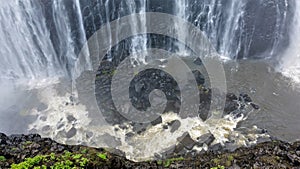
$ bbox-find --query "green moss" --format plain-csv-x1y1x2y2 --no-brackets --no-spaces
164,160,171,168
24,141,33,145
97,153,107,160
72,154,82,159
227,155,234,161
0,156,6,161
157,160,162,165
225,160,231,167
212,158,220,165
160,157,185,167
80,148,88,154
225,154,234,166
211,165,225,169
50,153,55,161
11,147,18,151
11,155,44,169
11,151,93,168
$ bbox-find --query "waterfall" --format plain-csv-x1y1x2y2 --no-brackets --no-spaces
280,0,300,83
0,0,292,81
174,0,190,56
0,0,86,81
127,0,148,65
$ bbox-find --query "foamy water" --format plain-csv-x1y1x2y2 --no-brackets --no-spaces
26,82,268,161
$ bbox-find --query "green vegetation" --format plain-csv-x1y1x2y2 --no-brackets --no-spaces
211,154,236,167
80,148,88,154
0,156,6,161
212,158,221,165
10,150,108,169
156,157,185,168
24,141,33,145
97,153,107,160
11,155,44,169
210,165,225,169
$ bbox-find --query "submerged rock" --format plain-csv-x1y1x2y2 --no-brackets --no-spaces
168,120,181,133
66,127,77,138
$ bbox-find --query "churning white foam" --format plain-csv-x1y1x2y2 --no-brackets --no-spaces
27,83,268,162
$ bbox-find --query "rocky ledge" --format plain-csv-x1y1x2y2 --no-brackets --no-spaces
0,133,300,168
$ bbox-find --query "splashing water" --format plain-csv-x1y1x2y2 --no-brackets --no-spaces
28,85,268,161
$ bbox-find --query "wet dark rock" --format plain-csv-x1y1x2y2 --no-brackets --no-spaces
287,153,300,165
0,133,7,144
192,70,205,85
27,134,42,142
209,143,223,152
227,93,238,101
132,123,148,134
173,143,186,155
224,101,239,114
196,133,215,146
57,123,64,130
168,120,181,133
151,116,162,126
118,124,128,130
178,132,196,150
240,93,252,102
193,57,203,65
137,128,146,135
250,102,260,109
40,116,47,121
66,127,77,138
42,125,51,132
261,129,268,134
69,96,75,102
125,132,134,138
67,115,76,122
86,132,93,139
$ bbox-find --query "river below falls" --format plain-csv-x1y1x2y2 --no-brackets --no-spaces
225,60,300,142
0,59,299,152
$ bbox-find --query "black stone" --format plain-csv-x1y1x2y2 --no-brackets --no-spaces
67,115,76,122
151,116,162,126
196,133,215,146
66,127,77,138
192,70,205,85
178,132,196,150
250,103,260,109
168,120,181,133
193,57,203,65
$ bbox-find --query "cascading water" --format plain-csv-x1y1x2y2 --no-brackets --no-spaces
280,0,300,84
0,0,291,81
0,0,86,81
